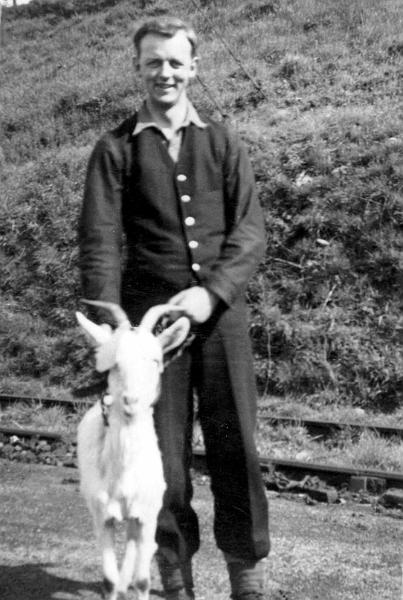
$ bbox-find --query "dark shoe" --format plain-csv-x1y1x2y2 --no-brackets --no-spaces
157,552,194,599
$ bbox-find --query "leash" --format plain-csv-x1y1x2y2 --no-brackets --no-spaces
163,332,196,369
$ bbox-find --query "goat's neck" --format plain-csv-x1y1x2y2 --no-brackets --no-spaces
107,406,155,435
107,405,155,441
100,407,157,479
111,402,154,419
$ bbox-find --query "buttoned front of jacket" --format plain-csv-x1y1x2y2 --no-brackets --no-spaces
79,111,266,311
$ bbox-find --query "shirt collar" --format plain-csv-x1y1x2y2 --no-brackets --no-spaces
132,100,207,137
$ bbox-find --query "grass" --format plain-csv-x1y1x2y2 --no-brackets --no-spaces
341,429,403,472
1,0,403,412
255,420,403,472
0,403,87,434
259,394,403,427
1,460,402,600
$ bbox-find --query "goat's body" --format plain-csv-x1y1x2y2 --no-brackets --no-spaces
77,402,166,600
75,305,190,600
78,402,165,524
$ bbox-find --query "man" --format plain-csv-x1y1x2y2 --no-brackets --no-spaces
79,16,269,600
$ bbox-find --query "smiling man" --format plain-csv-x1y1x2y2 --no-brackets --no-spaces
79,16,269,600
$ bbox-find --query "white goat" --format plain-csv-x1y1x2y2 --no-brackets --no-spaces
76,302,191,600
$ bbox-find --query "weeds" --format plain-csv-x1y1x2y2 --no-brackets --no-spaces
343,429,403,472
0,402,84,434
255,417,403,472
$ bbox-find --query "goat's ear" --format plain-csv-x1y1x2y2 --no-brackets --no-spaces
157,316,191,354
76,311,112,346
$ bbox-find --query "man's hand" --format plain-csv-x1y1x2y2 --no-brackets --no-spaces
169,286,219,323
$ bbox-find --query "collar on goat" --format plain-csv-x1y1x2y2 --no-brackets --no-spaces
101,393,113,427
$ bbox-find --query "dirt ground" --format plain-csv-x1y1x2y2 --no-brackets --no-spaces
0,460,402,600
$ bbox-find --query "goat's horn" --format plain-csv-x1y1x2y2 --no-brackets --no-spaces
140,304,187,331
81,299,131,327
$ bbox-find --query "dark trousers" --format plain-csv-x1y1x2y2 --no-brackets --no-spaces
125,294,270,564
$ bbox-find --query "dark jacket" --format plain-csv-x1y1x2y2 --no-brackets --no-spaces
79,113,265,310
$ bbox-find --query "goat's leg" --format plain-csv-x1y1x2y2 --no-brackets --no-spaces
118,517,139,595
98,517,120,600
133,517,158,600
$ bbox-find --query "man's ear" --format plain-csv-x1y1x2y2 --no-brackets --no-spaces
157,316,191,354
189,55,198,80
76,311,112,346
133,55,140,73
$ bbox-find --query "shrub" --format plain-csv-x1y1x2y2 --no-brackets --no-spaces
0,146,87,325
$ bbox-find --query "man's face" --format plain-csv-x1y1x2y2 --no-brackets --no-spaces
135,31,197,109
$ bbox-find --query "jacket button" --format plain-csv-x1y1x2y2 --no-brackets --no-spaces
192,263,201,272
181,194,191,202
189,240,199,249
185,216,195,226
177,174,187,182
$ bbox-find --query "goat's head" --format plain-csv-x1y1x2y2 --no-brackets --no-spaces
76,302,191,418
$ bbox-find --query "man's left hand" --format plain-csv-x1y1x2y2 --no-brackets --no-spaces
169,286,219,323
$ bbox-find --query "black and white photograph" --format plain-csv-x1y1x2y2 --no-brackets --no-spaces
0,1,402,599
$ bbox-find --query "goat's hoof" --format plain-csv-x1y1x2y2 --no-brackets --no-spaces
136,578,149,593
101,592,125,600
101,577,119,600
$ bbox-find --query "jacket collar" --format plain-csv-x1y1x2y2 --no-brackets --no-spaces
132,100,207,138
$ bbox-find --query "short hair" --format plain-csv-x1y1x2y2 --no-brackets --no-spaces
133,16,198,57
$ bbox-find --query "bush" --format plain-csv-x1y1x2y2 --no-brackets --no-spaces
0,147,87,326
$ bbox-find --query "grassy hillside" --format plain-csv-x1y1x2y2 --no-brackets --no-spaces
1,0,402,410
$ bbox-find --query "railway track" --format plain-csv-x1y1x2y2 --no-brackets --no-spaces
1,423,402,498
1,393,403,438
1,393,403,502
259,414,403,440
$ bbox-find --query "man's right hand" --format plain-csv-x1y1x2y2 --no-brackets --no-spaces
169,286,219,323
